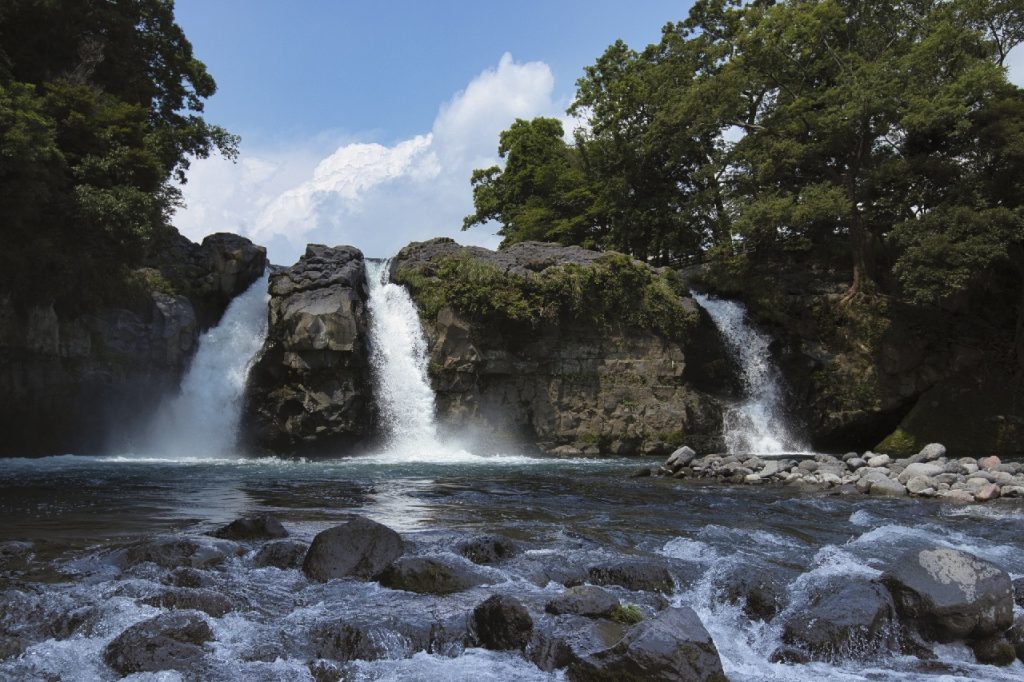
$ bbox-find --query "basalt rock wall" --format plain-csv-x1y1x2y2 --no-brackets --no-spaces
241,245,374,455
0,232,267,456
391,239,736,456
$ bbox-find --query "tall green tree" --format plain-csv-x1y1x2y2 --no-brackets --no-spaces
0,0,237,309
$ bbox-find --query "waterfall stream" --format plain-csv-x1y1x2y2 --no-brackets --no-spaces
692,293,807,454
365,260,440,452
143,273,269,457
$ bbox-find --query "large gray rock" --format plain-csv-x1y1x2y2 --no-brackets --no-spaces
140,588,234,617
122,538,241,570
456,535,519,565
103,611,213,676
781,579,898,661
311,613,471,662
881,547,1013,642
545,585,620,618
529,616,628,672
242,244,374,455
569,606,727,682
253,539,308,569
211,514,288,540
586,559,675,594
378,557,488,595
302,517,404,582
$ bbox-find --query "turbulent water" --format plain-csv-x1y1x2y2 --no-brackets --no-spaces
1,456,1022,681
693,293,808,454
142,274,270,457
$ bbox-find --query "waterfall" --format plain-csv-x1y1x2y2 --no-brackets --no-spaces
143,273,269,457
692,293,807,454
365,260,439,451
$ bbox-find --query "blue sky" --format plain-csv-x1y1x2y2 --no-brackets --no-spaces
172,1,690,263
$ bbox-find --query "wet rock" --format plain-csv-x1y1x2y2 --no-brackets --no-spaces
1013,577,1024,608
665,446,697,470
939,489,975,503
528,615,627,672
720,569,788,622
140,588,235,617
769,646,811,664
308,659,346,682
906,476,936,496
881,547,1013,641
303,516,404,582
103,611,213,676
867,454,891,468
164,567,212,588
210,514,288,540
456,535,519,565
123,537,241,570
898,462,944,484
472,595,533,651
586,559,675,594
545,585,620,618
978,455,1001,471
918,443,946,461
1008,614,1024,662
970,635,1017,666
378,556,488,595
311,614,470,662
781,579,898,661
254,539,308,569
569,606,727,682
867,476,907,498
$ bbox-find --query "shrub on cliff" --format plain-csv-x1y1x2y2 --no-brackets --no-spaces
397,250,696,339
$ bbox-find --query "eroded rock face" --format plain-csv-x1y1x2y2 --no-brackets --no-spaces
569,606,727,682
0,229,266,456
881,547,1013,642
391,239,733,456
242,245,374,454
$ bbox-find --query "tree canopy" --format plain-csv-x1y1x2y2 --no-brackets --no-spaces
0,0,237,310
464,0,1024,365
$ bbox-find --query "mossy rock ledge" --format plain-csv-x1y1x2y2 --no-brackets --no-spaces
390,238,735,456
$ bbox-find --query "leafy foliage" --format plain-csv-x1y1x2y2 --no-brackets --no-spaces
464,0,1024,365
0,0,237,311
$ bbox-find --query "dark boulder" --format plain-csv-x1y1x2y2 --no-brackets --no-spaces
528,616,628,672
881,547,1013,641
719,567,789,621
456,535,519,565
253,539,308,569
164,567,212,589
302,517,404,582
781,579,898,661
210,514,287,540
140,588,235,617
1012,576,1024,608
1008,614,1024,663
472,595,533,651
311,614,470,662
102,611,213,676
123,537,240,570
569,606,727,682
970,635,1017,666
586,559,675,594
545,585,619,618
378,556,488,595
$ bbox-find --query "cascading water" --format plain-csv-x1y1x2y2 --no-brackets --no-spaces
143,273,269,457
692,292,807,454
365,260,440,452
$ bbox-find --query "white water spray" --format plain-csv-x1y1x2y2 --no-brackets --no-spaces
144,274,269,457
365,260,440,452
692,293,807,454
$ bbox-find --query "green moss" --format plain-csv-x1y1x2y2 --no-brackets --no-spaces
875,427,919,456
657,430,686,446
576,432,600,445
609,604,644,625
395,251,697,339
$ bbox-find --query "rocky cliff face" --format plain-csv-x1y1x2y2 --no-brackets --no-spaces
241,245,374,455
0,232,267,456
391,239,735,456
694,261,1024,457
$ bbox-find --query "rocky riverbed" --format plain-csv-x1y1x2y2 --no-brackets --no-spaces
647,443,1024,504
1,454,1023,681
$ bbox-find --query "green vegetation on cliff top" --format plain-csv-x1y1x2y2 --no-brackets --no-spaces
396,251,697,339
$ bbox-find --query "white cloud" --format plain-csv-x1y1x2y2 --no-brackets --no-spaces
174,53,562,264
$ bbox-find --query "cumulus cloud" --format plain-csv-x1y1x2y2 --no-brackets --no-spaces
174,53,563,264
